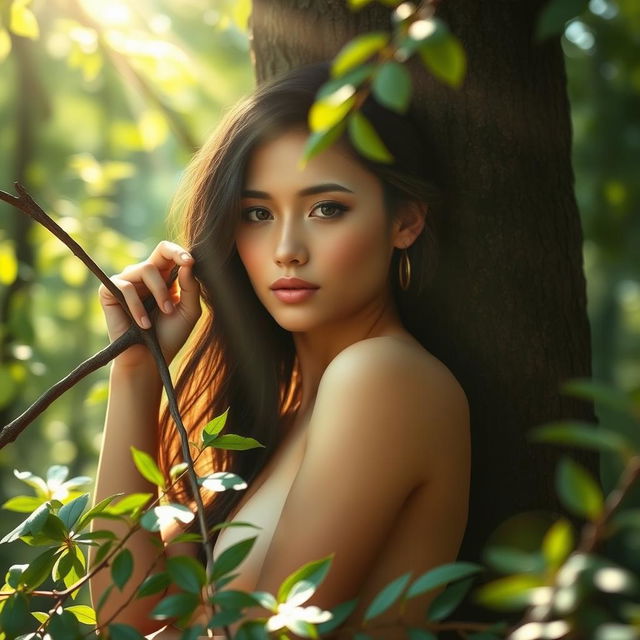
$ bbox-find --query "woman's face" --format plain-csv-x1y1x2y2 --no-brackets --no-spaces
234,127,402,334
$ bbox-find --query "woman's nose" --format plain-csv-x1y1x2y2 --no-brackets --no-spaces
274,223,308,266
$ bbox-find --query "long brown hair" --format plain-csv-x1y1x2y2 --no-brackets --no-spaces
157,61,442,557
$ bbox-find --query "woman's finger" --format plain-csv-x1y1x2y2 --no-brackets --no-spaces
176,263,202,318
148,240,194,272
111,276,151,329
139,262,177,314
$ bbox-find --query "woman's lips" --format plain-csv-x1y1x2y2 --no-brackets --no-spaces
272,288,318,303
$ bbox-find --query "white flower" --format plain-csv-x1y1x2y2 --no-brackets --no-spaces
266,582,332,634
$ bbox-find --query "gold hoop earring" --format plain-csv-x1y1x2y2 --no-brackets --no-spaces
399,248,411,291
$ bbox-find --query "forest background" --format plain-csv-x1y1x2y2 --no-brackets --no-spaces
0,0,638,606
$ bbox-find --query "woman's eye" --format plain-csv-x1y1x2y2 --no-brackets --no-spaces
313,202,348,219
244,207,272,222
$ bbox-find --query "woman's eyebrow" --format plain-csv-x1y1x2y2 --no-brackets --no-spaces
241,183,354,199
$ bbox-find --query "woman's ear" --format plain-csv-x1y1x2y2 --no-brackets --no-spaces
392,200,427,249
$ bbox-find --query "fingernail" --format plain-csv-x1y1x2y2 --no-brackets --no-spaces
140,315,151,329
164,301,174,313
181,252,192,261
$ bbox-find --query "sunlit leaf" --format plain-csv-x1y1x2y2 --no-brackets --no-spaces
140,503,194,532
58,493,89,530
277,555,333,604
348,111,394,163
556,457,604,520
203,407,230,439
205,434,266,451
308,91,356,133
0,28,11,62
332,32,389,77
65,604,97,625
1,495,46,513
0,242,17,285
473,574,546,611
130,445,165,489
199,471,248,492
542,518,574,571
418,20,466,88
1,501,51,544
10,0,39,39
300,119,348,168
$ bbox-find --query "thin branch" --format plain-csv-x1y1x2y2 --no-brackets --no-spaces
0,183,229,638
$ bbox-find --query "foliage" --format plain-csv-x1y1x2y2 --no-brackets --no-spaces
0,382,638,638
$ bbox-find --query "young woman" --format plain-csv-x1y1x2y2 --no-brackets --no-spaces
90,61,471,639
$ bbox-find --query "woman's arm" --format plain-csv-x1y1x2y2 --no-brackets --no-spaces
88,240,202,635
89,361,167,635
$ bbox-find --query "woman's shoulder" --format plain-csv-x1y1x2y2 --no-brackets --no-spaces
322,332,467,406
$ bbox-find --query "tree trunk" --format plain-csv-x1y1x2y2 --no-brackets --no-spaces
250,0,598,624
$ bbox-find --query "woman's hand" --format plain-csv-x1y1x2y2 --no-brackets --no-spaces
98,240,202,370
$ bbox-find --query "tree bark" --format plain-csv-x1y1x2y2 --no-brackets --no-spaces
250,0,599,625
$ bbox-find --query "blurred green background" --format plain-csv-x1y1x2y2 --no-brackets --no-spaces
0,0,638,580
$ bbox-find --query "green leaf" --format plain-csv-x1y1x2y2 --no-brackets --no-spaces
65,604,96,625
202,407,230,440
75,493,123,530
535,0,589,41
137,572,171,599
277,554,333,603
316,64,376,101
20,547,59,590
6,563,28,588
418,20,466,88
208,608,244,627
104,492,153,517
58,493,89,530
300,119,348,167
406,562,484,599
1,495,46,513
198,472,248,493
166,555,206,594
95,540,114,567
204,434,266,451
348,111,394,163
542,518,574,571
170,462,189,479
332,32,389,77
48,609,82,640
561,378,637,415
364,571,411,621
73,529,118,544
347,0,374,9
0,593,31,638
98,583,114,613
130,446,165,489
426,576,474,621
140,503,195,532
150,592,199,620
556,456,604,520
483,546,545,574
211,589,264,609
180,624,206,640
234,620,270,640
529,421,634,460
473,574,546,611
316,598,359,634
248,590,278,611
372,61,412,114
112,549,134,590
212,537,258,581
1,501,51,544
308,88,356,134
108,623,146,640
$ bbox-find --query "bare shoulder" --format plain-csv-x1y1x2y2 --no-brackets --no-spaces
312,334,470,483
